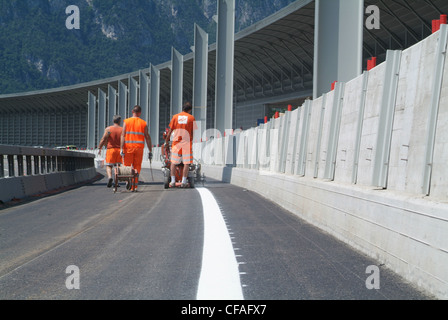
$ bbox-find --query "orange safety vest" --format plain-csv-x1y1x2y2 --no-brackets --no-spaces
124,117,147,149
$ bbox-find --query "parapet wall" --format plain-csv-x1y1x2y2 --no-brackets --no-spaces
0,145,97,203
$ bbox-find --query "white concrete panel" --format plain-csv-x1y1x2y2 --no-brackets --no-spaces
294,102,311,176
414,33,443,194
356,62,386,187
305,97,324,178
257,126,270,171
334,74,364,184
269,128,279,172
284,108,301,175
318,91,335,180
215,137,224,166
277,114,289,173
202,164,448,299
247,128,258,169
235,132,244,168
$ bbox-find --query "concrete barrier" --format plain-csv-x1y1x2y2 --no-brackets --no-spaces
0,146,96,203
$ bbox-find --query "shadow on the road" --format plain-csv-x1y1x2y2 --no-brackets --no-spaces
0,172,105,211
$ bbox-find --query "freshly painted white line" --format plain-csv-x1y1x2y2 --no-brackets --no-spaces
196,187,244,300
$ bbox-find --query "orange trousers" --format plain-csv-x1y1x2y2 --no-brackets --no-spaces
123,148,144,189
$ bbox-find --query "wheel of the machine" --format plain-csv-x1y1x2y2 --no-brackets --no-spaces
164,175,170,189
188,176,195,188
113,166,119,193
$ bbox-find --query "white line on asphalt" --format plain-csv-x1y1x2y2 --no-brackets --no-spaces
196,187,244,300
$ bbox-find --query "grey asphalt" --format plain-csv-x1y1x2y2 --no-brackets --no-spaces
0,167,434,301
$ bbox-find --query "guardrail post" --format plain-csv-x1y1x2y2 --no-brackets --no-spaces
40,156,45,174
8,155,14,177
0,155,4,178
17,155,24,176
52,156,56,172
34,156,39,175
26,155,32,176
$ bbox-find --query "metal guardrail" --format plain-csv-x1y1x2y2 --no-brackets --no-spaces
0,145,95,179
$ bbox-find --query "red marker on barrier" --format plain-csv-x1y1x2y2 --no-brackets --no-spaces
288,105,292,112
433,19,441,33
367,57,377,71
441,15,447,25
331,81,337,91
274,112,279,119
264,116,268,124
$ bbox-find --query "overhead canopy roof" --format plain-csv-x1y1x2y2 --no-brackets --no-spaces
1,0,447,114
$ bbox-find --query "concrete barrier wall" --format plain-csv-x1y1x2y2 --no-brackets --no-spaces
200,165,448,299
0,146,97,203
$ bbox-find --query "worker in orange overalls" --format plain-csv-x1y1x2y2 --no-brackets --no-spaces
120,105,153,191
165,102,197,188
98,115,123,188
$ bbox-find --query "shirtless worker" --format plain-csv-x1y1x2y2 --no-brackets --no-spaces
120,105,153,191
165,102,197,188
98,115,123,188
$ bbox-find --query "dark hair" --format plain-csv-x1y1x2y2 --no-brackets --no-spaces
182,102,193,112
133,105,142,114
113,115,122,124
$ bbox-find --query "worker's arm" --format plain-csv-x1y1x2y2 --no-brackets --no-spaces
120,122,127,156
144,126,153,161
165,128,173,145
144,125,152,154
98,128,110,156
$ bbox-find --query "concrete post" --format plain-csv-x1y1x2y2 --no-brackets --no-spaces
171,47,184,117
193,23,209,142
87,91,96,149
108,85,117,126
150,64,160,147
129,76,138,115
139,70,149,124
118,80,127,119
314,0,364,98
215,0,235,135
98,89,107,147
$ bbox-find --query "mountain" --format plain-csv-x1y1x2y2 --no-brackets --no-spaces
0,0,296,95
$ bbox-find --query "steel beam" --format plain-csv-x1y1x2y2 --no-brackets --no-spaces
98,88,107,146
139,70,149,124
171,47,184,117
215,0,235,134
118,80,128,119
150,64,161,147
108,85,117,126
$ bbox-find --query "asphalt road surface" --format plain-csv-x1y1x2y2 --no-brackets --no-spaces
0,167,434,303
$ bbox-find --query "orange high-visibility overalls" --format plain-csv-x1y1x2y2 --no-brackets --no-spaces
123,117,147,189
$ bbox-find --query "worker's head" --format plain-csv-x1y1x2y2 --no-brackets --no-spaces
182,102,193,114
132,105,142,116
113,115,122,125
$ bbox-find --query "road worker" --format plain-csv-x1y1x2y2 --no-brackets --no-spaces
165,102,197,188
120,105,153,191
98,115,123,188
